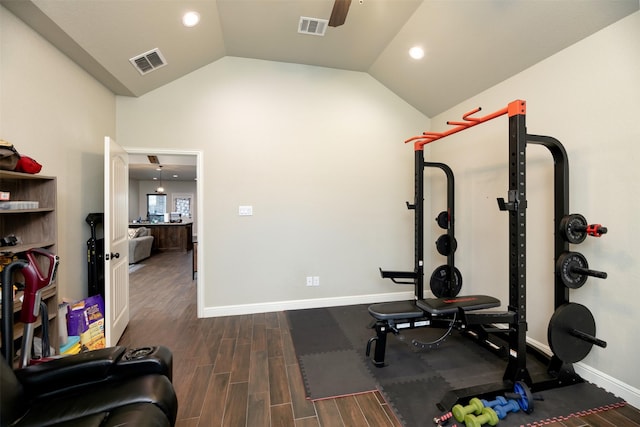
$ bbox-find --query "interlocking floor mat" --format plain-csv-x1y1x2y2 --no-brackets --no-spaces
286,303,625,426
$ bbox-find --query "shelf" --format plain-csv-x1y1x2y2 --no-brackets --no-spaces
0,208,55,214
0,286,58,315
0,285,58,342
0,170,56,180
0,171,58,356
0,241,56,255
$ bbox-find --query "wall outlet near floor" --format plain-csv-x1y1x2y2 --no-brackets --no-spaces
306,276,313,287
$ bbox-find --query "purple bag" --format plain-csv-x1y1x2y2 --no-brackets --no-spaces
67,295,105,336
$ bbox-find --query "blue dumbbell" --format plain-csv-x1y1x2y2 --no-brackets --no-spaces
480,396,507,409
494,399,520,419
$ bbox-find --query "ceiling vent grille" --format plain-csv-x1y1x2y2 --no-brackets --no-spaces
129,48,167,75
298,17,328,36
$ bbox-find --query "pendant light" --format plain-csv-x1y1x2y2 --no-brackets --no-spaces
156,165,165,193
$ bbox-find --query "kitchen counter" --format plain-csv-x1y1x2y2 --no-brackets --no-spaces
129,221,193,253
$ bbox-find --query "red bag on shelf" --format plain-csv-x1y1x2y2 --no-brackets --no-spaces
15,156,42,174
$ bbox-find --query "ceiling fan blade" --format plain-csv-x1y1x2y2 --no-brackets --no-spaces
328,0,352,27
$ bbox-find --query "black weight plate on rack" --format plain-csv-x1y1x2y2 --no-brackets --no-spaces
559,214,588,244
548,303,596,363
556,251,589,289
436,211,449,229
430,265,462,298
435,234,457,256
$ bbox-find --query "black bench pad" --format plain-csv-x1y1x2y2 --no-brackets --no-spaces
417,295,500,315
368,301,424,320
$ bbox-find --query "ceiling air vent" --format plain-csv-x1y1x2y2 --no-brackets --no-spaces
129,48,167,75
298,17,328,36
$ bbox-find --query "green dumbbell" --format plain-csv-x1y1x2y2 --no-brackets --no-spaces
464,407,499,427
452,397,484,422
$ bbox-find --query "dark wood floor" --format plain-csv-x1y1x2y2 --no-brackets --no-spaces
119,250,640,427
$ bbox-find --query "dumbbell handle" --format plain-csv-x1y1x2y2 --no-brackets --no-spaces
504,392,544,401
570,266,607,279
570,329,607,348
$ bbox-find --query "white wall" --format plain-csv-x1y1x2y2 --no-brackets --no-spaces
128,179,140,221
427,12,640,398
0,6,116,301
117,57,428,311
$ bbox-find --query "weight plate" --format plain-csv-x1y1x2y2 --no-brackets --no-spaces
436,211,449,229
548,303,596,363
513,381,534,414
430,265,462,298
435,234,457,256
556,251,588,288
559,214,587,244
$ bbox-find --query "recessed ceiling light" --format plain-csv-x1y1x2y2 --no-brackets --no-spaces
183,11,200,27
409,46,424,60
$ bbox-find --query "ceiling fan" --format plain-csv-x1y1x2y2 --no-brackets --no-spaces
328,0,352,27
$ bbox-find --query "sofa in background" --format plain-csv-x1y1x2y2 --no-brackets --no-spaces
128,227,154,264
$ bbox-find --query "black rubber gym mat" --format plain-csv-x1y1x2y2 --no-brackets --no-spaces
298,349,377,399
286,304,625,426
287,307,353,356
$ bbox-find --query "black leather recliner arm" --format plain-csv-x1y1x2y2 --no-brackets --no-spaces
14,346,173,397
16,374,178,427
1,352,178,427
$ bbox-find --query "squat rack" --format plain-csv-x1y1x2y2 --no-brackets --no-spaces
406,100,586,396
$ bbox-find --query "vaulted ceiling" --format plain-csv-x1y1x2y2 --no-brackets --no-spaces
4,0,638,119
3,0,638,180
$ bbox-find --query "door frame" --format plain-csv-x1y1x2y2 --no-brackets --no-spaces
125,147,205,318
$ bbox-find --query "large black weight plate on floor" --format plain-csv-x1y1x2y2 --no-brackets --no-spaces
435,234,457,256
430,265,462,298
559,214,588,244
556,251,589,288
548,303,596,363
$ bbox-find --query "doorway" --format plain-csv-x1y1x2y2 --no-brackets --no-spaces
125,148,204,318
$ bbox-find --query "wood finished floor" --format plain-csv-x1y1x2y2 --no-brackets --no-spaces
118,250,640,427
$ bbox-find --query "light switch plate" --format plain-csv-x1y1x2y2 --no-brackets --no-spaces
239,205,253,216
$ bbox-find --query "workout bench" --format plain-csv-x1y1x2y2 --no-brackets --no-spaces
366,295,505,367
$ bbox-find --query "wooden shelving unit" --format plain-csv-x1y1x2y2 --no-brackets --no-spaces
1,170,58,357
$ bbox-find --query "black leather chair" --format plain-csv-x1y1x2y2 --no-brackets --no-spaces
1,261,178,426
1,346,178,426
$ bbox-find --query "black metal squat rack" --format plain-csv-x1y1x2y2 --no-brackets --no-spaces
401,100,608,405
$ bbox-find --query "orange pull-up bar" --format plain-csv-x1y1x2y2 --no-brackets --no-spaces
406,99,526,150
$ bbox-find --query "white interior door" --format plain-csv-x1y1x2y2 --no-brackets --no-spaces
104,136,130,346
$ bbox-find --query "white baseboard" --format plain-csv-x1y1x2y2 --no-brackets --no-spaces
204,295,640,409
574,363,640,409
525,337,640,408
202,291,414,317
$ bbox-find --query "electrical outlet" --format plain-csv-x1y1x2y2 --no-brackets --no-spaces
313,276,320,286
306,276,313,287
